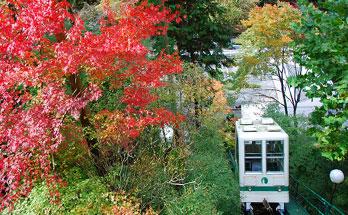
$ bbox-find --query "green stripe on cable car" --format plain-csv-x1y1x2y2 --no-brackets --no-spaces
240,186,289,191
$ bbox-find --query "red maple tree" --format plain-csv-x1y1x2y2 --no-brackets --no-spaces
0,0,182,210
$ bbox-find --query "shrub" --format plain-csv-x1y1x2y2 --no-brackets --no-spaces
165,121,240,214
5,177,112,215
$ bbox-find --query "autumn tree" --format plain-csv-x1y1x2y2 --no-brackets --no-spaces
158,63,229,131
0,0,182,210
236,3,303,116
293,0,348,160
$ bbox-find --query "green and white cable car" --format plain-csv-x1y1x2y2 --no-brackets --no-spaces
235,118,289,213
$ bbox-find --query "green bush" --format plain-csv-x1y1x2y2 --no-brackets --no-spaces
263,103,310,139
165,122,240,215
165,186,218,215
6,176,113,215
127,151,180,211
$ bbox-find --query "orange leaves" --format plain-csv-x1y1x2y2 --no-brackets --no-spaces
281,35,293,43
211,80,229,115
111,191,158,215
211,79,224,92
93,108,184,149
94,110,131,147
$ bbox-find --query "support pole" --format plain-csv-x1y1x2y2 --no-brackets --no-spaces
329,183,337,205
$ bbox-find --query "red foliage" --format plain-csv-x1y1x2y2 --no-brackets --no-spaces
0,0,182,210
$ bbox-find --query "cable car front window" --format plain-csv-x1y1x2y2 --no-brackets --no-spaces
245,140,262,172
266,140,284,172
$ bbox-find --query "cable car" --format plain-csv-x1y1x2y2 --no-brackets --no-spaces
235,118,289,213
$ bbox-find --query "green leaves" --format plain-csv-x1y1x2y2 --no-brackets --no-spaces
163,0,233,78
293,0,348,160
165,124,240,214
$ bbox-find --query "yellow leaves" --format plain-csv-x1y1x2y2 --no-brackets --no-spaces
211,80,229,114
179,63,213,104
244,56,261,65
236,2,301,76
171,63,229,123
94,110,129,145
80,0,138,22
240,2,301,49
104,191,158,215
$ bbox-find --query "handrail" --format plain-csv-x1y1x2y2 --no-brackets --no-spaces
289,175,345,215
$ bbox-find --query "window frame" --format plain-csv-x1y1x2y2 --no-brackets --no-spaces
244,140,263,173
266,140,285,173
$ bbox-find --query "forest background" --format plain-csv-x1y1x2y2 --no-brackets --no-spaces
0,0,347,214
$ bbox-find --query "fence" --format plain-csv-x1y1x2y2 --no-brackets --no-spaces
290,175,345,215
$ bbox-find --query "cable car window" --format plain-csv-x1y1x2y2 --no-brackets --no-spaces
245,141,262,172
266,140,284,172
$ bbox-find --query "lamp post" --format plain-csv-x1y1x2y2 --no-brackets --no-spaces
329,169,345,205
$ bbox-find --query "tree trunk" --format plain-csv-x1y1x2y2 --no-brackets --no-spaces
293,103,298,117
173,125,186,147
68,74,106,176
193,98,201,128
79,108,107,176
278,74,289,116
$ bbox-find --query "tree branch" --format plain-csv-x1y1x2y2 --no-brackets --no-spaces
166,180,196,186
255,92,285,107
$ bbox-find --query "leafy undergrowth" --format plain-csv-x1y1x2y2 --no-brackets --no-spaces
3,118,240,215
3,174,111,214
3,170,158,215
165,120,240,215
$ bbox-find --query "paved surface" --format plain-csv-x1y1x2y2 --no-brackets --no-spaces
223,67,321,117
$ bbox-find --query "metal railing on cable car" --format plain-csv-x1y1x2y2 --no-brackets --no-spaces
289,175,345,215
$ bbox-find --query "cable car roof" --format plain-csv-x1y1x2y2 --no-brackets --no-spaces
236,118,288,140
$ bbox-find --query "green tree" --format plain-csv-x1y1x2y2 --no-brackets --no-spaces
217,0,257,34
293,0,348,160
162,0,233,78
